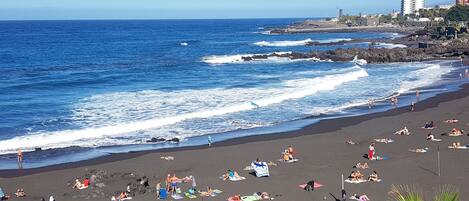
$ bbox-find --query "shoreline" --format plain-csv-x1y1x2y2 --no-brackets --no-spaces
2,82,468,178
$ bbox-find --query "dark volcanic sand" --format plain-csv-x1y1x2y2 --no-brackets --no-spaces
1,84,469,201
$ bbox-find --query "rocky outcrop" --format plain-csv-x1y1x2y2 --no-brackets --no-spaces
240,38,469,64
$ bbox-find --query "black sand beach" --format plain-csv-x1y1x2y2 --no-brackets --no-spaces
1,83,469,201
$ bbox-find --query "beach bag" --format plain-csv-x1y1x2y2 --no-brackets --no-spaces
159,189,167,199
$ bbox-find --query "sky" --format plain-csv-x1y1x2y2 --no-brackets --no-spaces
0,0,454,20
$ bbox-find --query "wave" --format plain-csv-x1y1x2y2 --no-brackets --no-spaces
254,38,313,47
398,63,452,94
253,38,352,47
202,52,330,65
0,68,368,154
374,43,407,49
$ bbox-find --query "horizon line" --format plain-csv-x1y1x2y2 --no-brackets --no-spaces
0,16,331,22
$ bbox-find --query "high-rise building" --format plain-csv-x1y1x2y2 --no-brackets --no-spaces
401,0,425,15
338,9,343,18
456,0,469,5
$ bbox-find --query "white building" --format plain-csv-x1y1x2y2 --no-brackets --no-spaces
401,0,425,15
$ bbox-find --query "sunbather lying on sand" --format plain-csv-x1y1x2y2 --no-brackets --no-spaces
259,192,272,200
14,189,25,197
426,133,442,141
394,127,410,135
346,139,357,145
408,148,428,153
160,156,174,160
374,138,393,143
119,191,132,200
444,119,459,123
354,162,368,169
222,170,245,181
72,178,89,190
199,187,214,197
350,194,370,201
449,128,464,136
368,171,380,182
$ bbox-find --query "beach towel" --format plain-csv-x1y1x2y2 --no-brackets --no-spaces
370,155,389,160
408,149,427,153
374,139,394,143
448,146,469,149
251,162,269,177
298,182,324,189
369,179,382,182
430,138,442,142
185,193,197,199
171,194,184,200
422,126,436,130
213,189,223,194
278,158,299,163
344,178,367,184
241,195,262,201
229,176,246,181
449,133,463,137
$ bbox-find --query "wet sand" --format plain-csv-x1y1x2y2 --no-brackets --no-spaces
1,83,469,201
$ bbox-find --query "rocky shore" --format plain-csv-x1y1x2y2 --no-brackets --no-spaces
242,36,469,64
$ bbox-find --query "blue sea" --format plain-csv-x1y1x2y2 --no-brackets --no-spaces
0,19,467,169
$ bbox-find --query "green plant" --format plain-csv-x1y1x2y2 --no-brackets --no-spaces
434,185,459,201
388,184,424,201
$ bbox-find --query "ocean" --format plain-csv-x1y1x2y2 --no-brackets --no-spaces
0,19,466,169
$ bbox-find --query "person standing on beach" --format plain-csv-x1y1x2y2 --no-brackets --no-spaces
17,148,23,168
368,143,375,160
367,99,373,109
208,135,212,147
465,69,468,78
410,102,415,112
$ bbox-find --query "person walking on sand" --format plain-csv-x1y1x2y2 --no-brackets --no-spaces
416,89,420,101
208,135,212,147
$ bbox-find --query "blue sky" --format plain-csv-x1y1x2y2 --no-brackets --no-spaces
0,0,454,20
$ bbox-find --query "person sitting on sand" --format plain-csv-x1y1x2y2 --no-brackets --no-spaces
304,179,315,191
450,142,463,148
424,121,434,129
253,158,265,167
14,189,25,197
281,149,294,162
355,162,368,169
368,171,379,182
73,179,85,189
155,182,161,198
349,170,364,181
426,133,435,141
449,128,463,136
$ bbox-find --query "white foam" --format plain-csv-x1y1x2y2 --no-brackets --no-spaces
180,42,188,46
374,43,407,49
254,38,313,47
0,68,368,154
202,52,329,65
398,63,452,94
253,38,352,47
